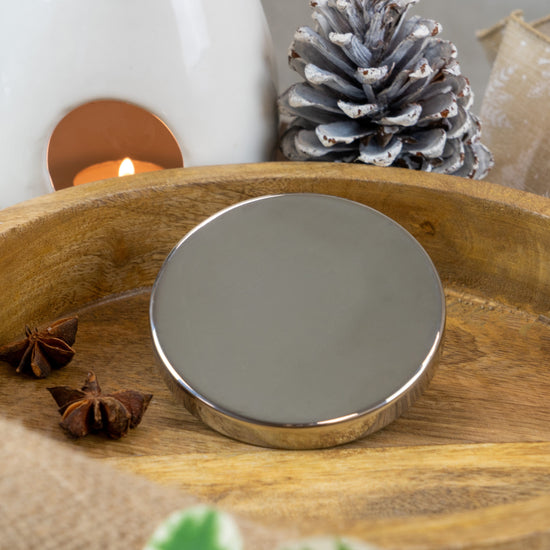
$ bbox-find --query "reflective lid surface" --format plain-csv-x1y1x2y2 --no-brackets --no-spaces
150,193,445,448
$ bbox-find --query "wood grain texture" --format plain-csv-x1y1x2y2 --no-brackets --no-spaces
1,163,550,548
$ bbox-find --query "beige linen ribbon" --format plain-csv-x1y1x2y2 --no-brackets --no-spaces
0,416,283,550
478,12,550,196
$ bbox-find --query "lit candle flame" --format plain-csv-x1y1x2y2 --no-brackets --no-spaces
118,157,135,177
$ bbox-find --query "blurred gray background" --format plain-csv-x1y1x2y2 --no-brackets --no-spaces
260,0,549,110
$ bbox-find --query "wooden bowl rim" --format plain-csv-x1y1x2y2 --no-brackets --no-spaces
2,162,550,230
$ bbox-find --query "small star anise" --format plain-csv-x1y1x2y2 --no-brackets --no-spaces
0,316,78,378
48,371,153,439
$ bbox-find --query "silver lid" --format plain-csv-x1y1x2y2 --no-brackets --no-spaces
150,194,445,449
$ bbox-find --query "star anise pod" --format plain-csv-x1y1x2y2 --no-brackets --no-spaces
0,316,78,378
48,371,153,439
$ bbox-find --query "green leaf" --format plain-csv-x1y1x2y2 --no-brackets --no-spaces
145,506,243,550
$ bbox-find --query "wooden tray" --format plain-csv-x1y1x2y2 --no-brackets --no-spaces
1,162,550,549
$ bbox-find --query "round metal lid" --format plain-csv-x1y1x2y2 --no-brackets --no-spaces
150,193,445,449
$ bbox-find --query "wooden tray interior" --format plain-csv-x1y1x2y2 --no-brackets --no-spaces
1,163,550,549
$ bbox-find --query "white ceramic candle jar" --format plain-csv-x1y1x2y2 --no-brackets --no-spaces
0,0,278,208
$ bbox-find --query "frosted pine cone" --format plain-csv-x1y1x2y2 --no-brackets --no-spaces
279,0,493,179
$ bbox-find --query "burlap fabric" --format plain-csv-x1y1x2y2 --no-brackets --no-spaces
0,416,284,550
478,12,550,196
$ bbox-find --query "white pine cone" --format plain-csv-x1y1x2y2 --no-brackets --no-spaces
278,0,493,179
